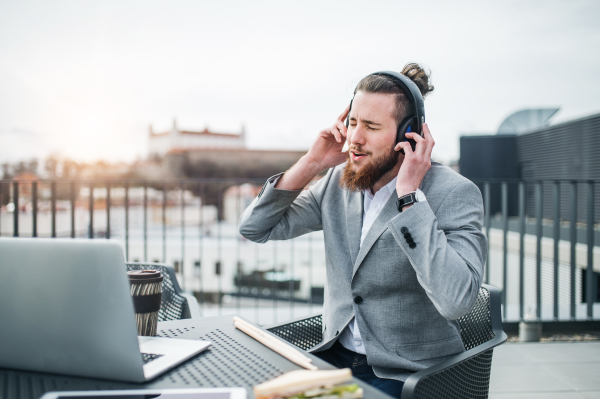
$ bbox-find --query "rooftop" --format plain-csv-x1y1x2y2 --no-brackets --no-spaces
490,341,600,398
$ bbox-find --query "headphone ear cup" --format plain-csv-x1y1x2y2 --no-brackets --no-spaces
396,116,417,155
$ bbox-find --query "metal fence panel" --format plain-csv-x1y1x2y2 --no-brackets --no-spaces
1,177,597,324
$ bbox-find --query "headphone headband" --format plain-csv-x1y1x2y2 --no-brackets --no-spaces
345,69,427,154
370,70,425,134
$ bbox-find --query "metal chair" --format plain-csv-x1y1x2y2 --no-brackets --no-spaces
266,284,507,399
126,262,201,321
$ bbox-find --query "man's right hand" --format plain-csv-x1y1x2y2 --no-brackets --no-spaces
275,105,350,191
304,105,350,170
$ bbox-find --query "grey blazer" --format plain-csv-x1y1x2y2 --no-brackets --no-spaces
239,161,487,381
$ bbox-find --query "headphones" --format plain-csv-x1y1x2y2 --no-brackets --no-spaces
345,71,425,153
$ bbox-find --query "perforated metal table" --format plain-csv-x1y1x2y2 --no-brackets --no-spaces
0,316,393,399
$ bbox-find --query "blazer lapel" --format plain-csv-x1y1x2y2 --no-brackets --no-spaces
351,189,398,280
345,190,363,267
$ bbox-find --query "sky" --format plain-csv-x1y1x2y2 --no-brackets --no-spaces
1,0,599,165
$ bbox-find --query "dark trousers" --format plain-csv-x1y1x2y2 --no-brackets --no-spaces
314,340,405,399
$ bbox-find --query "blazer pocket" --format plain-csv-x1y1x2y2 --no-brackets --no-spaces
396,335,465,361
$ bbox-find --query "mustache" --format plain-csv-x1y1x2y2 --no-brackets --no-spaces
348,146,371,155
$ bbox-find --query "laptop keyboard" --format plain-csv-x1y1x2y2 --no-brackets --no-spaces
142,352,163,364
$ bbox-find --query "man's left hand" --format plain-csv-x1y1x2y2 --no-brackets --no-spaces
394,123,435,198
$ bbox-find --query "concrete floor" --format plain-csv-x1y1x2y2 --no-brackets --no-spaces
490,341,600,398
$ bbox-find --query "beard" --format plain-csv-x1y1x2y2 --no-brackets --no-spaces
340,145,399,192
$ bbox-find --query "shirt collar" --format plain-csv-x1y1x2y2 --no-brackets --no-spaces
363,176,398,199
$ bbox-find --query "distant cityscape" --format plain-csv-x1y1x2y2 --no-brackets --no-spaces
1,119,305,182
1,108,599,323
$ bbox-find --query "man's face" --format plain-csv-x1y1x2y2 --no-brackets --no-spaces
340,91,400,191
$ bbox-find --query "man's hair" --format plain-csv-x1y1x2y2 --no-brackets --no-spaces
354,63,434,125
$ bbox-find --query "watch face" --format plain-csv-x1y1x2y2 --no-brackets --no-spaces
416,189,426,202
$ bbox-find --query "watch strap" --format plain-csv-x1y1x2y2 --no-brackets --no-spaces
397,192,417,212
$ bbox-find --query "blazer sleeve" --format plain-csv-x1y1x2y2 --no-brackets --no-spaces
238,168,335,243
387,180,487,320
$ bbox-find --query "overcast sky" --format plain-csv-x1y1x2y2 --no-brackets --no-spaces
1,0,599,164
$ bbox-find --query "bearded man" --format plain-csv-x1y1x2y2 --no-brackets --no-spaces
239,64,487,399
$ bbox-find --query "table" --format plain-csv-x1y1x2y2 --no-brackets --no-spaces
0,316,393,399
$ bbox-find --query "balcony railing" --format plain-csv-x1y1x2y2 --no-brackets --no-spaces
474,178,599,322
1,177,598,324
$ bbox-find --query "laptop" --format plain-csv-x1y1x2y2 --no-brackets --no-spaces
0,237,211,383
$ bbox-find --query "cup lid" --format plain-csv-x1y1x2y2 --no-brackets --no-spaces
127,270,163,284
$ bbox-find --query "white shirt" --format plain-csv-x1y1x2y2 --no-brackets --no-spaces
338,177,398,354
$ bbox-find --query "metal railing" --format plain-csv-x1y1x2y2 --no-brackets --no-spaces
1,177,598,324
0,177,325,326
476,178,598,322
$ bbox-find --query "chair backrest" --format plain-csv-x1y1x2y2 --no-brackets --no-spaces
267,285,500,354
126,263,189,322
457,285,495,350
267,314,323,351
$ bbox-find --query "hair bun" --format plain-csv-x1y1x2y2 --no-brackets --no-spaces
401,63,434,98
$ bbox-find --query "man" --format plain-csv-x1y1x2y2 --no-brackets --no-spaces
239,64,487,398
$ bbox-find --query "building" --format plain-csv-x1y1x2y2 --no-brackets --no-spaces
147,119,306,181
166,148,306,179
148,120,246,158
460,109,600,221
146,120,307,217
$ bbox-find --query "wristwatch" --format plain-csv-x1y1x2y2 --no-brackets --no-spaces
396,189,426,212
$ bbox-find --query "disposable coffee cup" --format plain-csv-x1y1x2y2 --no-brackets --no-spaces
128,270,163,336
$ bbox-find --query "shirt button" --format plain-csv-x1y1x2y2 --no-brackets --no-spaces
354,296,363,304
401,227,409,234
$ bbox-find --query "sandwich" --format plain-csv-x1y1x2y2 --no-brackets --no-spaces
254,368,363,399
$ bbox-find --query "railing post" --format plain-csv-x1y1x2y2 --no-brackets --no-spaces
106,182,111,239
13,181,19,237
51,182,57,238
535,181,542,320
236,181,242,314
273,240,278,324
484,181,490,285
570,181,577,319
587,180,595,319
32,181,37,238
217,181,222,315
308,232,313,312
290,238,295,318
502,181,508,319
553,181,560,320
254,236,259,323
88,183,94,239
70,181,76,238
180,182,185,291
519,181,525,321
162,183,167,263
125,181,129,261
198,181,204,311
143,183,148,262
